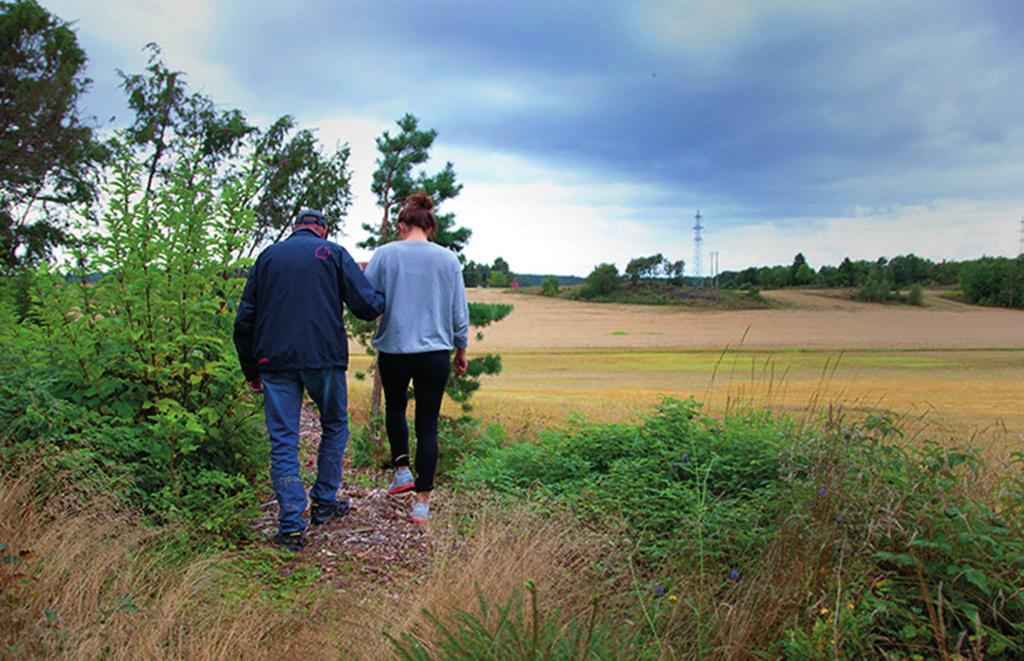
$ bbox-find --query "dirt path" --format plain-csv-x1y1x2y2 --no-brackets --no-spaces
461,288,1024,351
251,408,437,586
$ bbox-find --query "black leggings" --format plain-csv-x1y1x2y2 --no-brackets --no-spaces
378,350,450,492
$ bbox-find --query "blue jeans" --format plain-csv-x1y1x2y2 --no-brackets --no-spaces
261,368,348,534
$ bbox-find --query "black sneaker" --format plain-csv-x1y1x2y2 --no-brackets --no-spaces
272,530,307,552
310,498,350,526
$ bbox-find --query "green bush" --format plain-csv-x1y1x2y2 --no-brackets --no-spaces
540,275,560,296
488,270,511,288
457,401,1024,657
814,434,1024,658
458,399,794,566
907,282,924,306
577,263,620,300
0,140,265,539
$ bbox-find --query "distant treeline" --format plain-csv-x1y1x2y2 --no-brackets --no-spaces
511,273,585,287
719,253,1024,309
462,257,584,287
466,251,1024,310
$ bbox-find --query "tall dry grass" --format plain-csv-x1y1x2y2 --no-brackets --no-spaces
336,498,628,659
1,471,627,660
0,471,341,659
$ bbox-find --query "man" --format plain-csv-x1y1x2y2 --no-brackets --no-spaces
234,209,384,551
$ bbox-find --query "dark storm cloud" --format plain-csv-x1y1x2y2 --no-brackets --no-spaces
55,0,1024,225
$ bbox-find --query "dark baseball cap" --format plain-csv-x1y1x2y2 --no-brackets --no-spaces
295,208,327,227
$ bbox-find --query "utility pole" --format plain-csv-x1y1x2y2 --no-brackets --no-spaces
692,210,704,285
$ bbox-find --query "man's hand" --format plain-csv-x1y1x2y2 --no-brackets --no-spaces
246,377,263,393
453,348,468,378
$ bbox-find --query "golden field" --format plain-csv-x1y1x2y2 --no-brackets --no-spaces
350,287,1024,448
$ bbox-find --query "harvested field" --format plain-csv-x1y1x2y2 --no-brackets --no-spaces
347,287,1024,445
464,287,1024,351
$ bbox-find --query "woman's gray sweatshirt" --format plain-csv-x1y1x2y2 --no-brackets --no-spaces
364,240,469,354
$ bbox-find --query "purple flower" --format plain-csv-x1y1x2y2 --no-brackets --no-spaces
836,516,846,524
654,586,666,596
729,570,740,580
818,486,827,497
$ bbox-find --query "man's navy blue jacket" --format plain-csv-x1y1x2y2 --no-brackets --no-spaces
233,229,384,381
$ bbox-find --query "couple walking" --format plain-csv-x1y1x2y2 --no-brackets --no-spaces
233,192,469,551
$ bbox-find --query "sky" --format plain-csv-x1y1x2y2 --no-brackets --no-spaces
46,0,1024,276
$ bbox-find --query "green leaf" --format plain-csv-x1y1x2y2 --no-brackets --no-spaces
962,566,991,596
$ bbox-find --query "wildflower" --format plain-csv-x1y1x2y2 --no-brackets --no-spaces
818,486,827,497
668,595,678,602
835,516,846,524
846,602,855,610
654,586,666,596
729,570,740,580
819,607,829,616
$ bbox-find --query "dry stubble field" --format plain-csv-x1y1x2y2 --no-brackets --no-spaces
349,287,1024,454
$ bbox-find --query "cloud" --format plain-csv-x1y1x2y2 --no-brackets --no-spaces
711,200,1024,272
40,0,1024,275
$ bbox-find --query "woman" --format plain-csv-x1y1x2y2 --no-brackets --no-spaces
364,191,469,523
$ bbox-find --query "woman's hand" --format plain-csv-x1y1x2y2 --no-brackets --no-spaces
453,348,468,377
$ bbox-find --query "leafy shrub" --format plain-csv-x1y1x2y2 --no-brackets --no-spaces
487,270,511,288
577,263,620,300
0,141,265,539
907,282,924,306
457,401,1024,658
458,399,795,566
540,275,560,296
813,434,1024,658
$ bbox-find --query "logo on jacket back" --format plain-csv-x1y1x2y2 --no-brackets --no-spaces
314,246,331,260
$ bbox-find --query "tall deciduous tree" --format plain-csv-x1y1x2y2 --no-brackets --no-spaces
789,252,814,286
666,259,685,284
248,115,352,253
118,45,353,256
625,253,666,283
491,256,510,274
119,43,254,195
0,0,105,272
